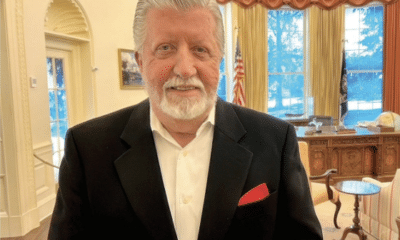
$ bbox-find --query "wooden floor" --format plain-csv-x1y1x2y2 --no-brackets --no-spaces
1,216,51,240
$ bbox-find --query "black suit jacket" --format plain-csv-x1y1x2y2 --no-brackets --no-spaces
48,99,323,240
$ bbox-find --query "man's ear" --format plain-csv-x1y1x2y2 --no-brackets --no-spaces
135,51,143,72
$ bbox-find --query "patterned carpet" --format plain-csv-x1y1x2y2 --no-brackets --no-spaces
315,192,378,240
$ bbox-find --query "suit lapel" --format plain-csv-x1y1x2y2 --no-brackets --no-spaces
114,100,177,240
198,100,253,240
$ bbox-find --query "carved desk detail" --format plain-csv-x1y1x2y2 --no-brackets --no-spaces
297,127,400,182
332,137,379,145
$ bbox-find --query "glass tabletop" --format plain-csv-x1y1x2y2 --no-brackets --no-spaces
334,180,381,195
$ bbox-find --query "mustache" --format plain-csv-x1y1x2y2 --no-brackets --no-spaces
163,77,205,91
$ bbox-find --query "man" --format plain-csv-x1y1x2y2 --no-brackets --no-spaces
48,0,323,239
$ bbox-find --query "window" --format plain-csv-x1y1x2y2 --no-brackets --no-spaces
344,5,383,125
265,6,383,124
47,56,69,180
218,4,233,102
218,57,227,101
267,9,309,118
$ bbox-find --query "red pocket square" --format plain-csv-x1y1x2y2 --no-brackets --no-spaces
238,183,270,206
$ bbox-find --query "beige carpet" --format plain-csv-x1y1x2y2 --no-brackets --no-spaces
316,192,378,240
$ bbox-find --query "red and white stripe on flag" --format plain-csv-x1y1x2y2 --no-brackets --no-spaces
233,40,246,106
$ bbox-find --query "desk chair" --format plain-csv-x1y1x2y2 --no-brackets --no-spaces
298,141,341,229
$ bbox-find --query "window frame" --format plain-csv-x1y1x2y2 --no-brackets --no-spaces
263,4,383,124
218,3,234,102
266,7,313,118
343,3,384,125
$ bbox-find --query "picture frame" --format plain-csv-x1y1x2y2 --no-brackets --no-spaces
118,48,144,89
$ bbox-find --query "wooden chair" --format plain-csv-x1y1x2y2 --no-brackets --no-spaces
298,141,341,229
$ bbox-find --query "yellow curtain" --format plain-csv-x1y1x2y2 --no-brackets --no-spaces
309,6,345,118
237,5,267,112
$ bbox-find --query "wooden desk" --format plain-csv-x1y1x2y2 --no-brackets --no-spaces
285,118,339,126
297,126,400,183
285,118,309,126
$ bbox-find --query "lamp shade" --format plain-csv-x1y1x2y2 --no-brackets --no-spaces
374,111,400,131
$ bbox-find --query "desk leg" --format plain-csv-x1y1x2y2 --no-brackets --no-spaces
341,195,367,240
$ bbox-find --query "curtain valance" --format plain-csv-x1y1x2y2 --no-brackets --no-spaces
216,0,398,10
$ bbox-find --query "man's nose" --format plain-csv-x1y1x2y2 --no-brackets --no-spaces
173,48,197,78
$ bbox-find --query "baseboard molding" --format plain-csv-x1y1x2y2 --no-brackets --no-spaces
0,213,10,237
37,193,56,222
0,207,40,238
0,191,55,238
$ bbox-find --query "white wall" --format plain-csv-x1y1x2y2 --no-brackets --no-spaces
26,0,146,147
78,0,147,116
1,0,149,237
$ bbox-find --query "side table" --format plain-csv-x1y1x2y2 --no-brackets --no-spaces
334,180,381,240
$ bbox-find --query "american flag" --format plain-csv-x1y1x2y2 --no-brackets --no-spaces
233,39,246,106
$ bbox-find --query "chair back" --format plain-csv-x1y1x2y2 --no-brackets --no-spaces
298,141,310,175
361,168,400,239
298,141,311,190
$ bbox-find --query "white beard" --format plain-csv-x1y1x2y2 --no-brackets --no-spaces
153,76,217,120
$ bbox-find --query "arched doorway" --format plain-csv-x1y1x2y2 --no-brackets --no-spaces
44,0,94,176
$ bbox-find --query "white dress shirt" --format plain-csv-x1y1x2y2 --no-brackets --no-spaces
150,107,215,240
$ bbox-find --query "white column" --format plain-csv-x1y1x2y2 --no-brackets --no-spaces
1,0,40,237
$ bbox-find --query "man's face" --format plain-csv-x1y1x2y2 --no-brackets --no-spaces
136,7,221,120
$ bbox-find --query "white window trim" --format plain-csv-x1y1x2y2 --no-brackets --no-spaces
344,4,384,115
224,3,234,102
266,8,313,117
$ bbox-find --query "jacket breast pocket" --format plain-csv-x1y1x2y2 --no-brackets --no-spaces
226,191,279,239
234,190,278,221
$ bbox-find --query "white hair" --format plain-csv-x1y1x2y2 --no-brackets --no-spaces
133,0,225,54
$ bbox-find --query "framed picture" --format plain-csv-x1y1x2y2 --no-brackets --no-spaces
118,48,144,89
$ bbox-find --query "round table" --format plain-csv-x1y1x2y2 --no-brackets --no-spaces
334,180,381,240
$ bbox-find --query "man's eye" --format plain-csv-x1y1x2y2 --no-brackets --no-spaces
194,47,207,53
158,45,171,51
155,45,175,57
